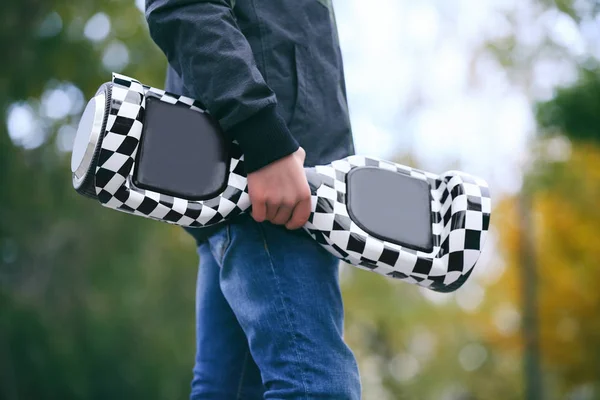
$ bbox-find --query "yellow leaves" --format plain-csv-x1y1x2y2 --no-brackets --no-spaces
493,196,521,273
486,142,600,385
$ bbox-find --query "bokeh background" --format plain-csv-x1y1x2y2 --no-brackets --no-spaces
1,0,599,399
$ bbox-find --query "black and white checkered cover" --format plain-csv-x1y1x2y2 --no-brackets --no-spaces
304,158,491,292
93,73,491,292
95,73,251,227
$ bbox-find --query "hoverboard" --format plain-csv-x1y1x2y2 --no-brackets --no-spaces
71,73,491,293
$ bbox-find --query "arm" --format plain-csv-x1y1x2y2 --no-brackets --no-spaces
145,0,299,173
145,0,311,228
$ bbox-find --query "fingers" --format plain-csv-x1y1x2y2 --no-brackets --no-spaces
265,199,279,222
254,194,310,228
285,195,311,230
247,149,309,228
251,193,267,222
251,191,291,225
271,202,294,225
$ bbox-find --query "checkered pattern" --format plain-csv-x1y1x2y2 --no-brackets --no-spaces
95,73,251,227
304,156,491,292
92,73,491,292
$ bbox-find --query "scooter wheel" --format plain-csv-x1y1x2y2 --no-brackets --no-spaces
71,83,112,200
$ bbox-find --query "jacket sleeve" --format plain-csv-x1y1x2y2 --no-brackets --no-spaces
145,0,299,173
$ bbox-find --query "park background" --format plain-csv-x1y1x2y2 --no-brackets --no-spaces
1,0,600,399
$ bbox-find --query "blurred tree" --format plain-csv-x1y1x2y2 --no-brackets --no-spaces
1,1,199,399
484,143,600,399
536,67,600,145
475,65,600,399
480,1,600,398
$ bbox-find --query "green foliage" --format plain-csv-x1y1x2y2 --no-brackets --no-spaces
0,1,200,399
536,66,600,144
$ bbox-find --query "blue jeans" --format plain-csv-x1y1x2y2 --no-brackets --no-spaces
190,214,361,399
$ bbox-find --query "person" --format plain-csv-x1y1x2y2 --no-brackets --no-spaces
145,0,361,398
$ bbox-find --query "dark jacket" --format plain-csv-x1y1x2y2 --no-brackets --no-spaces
145,0,355,241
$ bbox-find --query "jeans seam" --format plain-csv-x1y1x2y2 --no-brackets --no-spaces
236,350,250,400
221,225,231,265
256,223,310,399
207,225,232,267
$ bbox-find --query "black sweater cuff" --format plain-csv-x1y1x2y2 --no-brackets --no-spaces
226,105,299,173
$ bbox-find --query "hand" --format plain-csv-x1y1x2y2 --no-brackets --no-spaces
247,147,312,230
